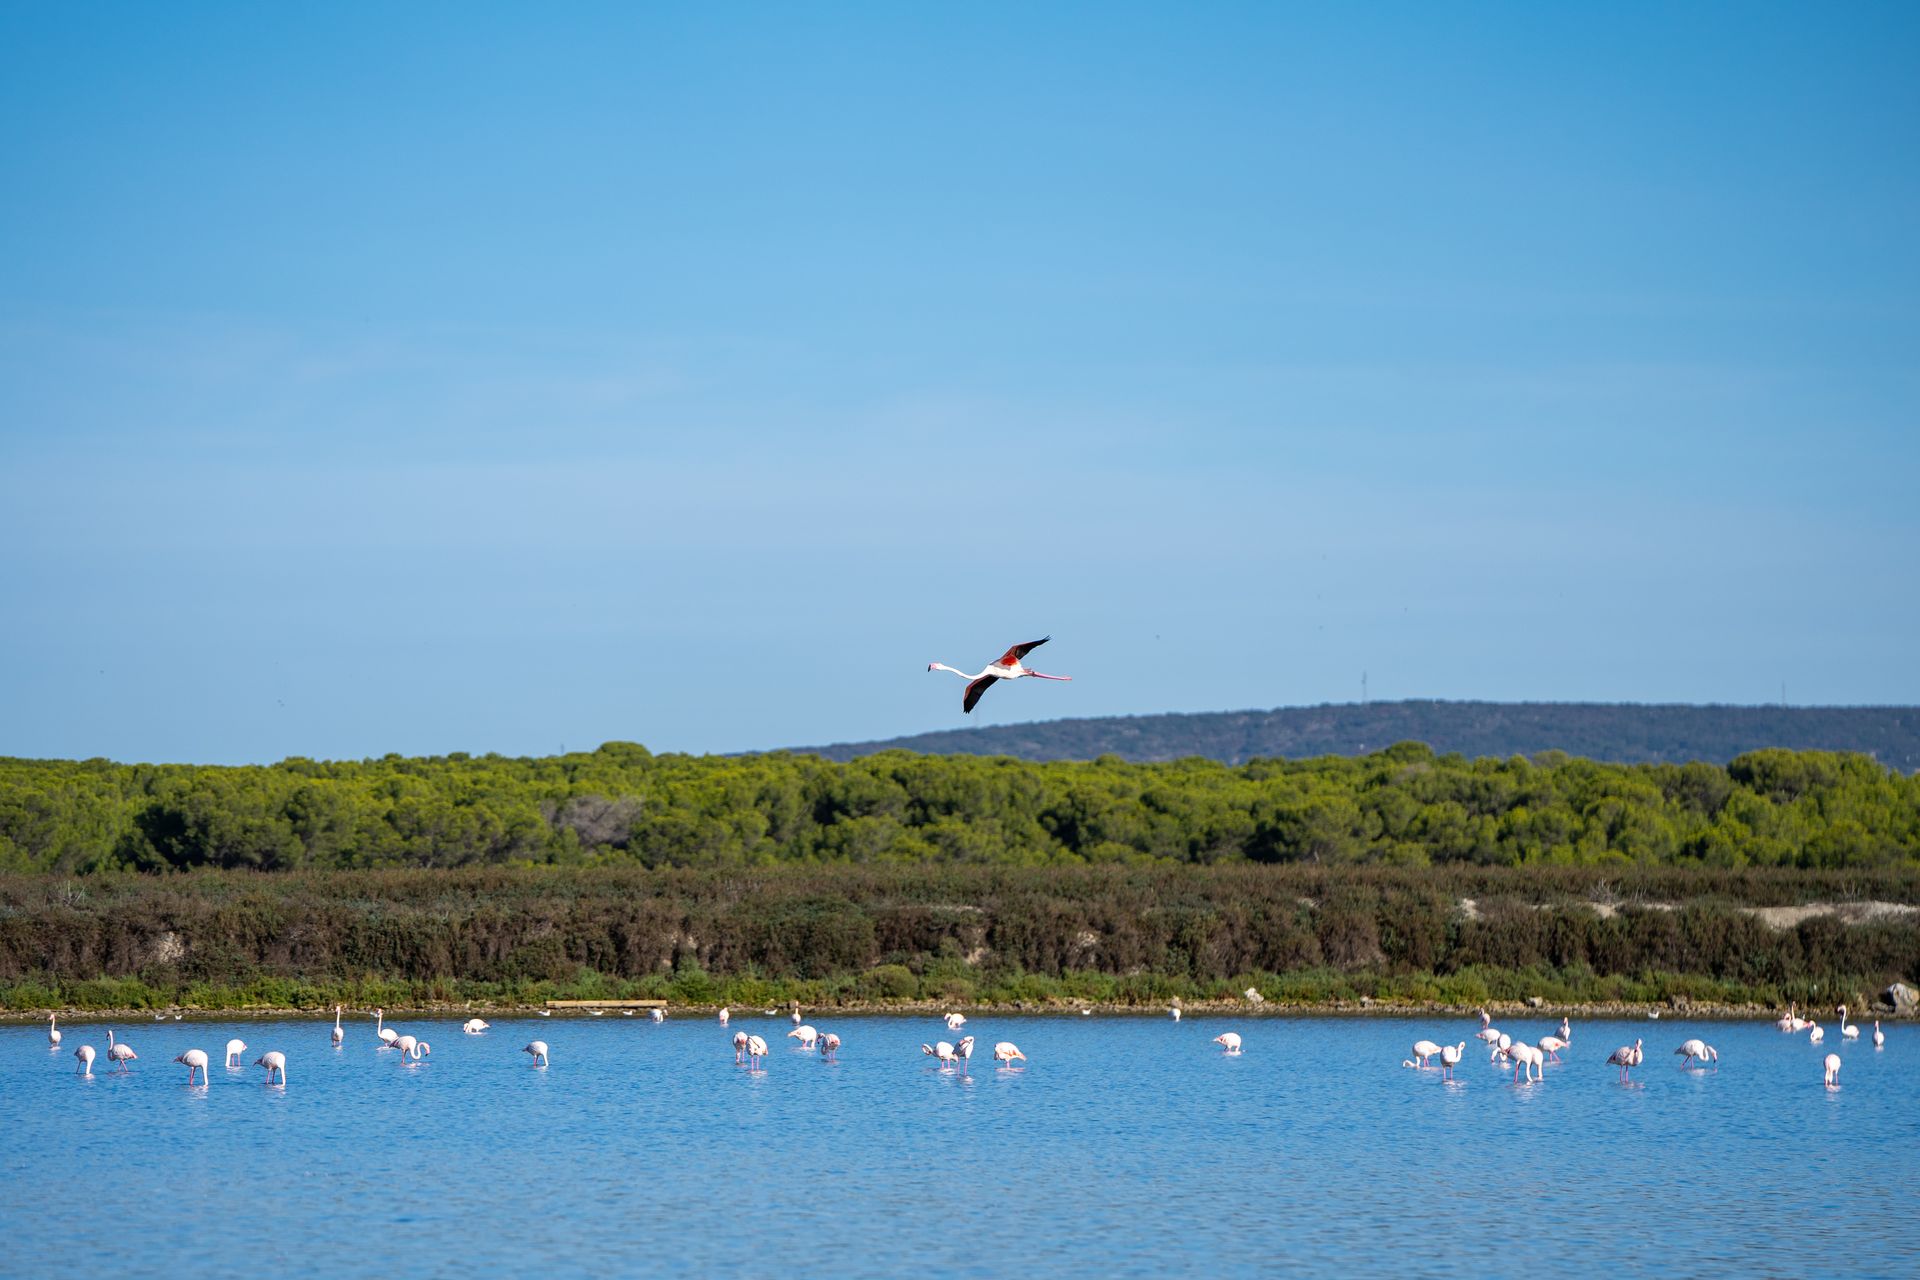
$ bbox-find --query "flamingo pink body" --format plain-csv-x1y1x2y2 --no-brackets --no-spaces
820,1032,841,1060
106,1029,136,1071
1538,1035,1569,1063
928,637,1071,714
1674,1039,1717,1067
175,1048,211,1085
745,1035,768,1067
922,1040,957,1066
332,1006,345,1046
523,1040,550,1067
1823,1052,1842,1087
1213,1032,1243,1055
225,1038,248,1069
1438,1042,1466,1080
462,1018,489,1034
48,1013,61,1048
733,1030,750,1063
993,1041,1026,1064
1606,1038,1645,1082
75,1044,96,1075
1411,1039,1443,1067
788,1025,818,1050
254,1051,287,1084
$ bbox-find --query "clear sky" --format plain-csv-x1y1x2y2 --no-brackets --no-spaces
2,3,1916,765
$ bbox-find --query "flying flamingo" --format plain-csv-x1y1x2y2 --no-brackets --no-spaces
254,1051,287,1084
374,1009,397,1048
106,1029,136,1072
733,1031,750,1063
1606,1038,1645,1083
225,1039,248,1069
1438,1042,1465,1080
955,1036,975,1071
1411,1040,1443,1068
993,1042,1026,1065
820,1032,841,1060
922,1041,957,1067
745,1035,768,1068
928,636,1072,714
463,1018,489,1034
1674,1039,1717,1067
175,1049,211,1085
332,1006,345,1046
1823,1052,1842,1087
788,1025,818,1050
1538,1035,1569,1063
524,1040,550,1067
1213,1033,1243,1055
75,1044,96,1076
1873,1020,1885,1048
48,1013,62,1048
1838,1006,1860,1040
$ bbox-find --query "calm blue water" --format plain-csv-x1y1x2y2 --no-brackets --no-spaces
3,1012,1916,1277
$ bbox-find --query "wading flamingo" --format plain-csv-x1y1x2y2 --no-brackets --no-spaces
75,1044,96,1075
1674,1039,1717,1067
1839,1006,1860,1040
48,1013,61,1048
788,1025,818,1050
1502,1042,1545,1083
1170,1007,1181,1022
733,1031,750,1063
1606,1038,1645,1083
745,1036,768,1068
1489,1032,1513,1064
820,1032,841,1060
922,1041,956,1067
1808,1022,1824,1044
394,1035,420,1060
375,1009,397,1048
402,1040,429,1063
651,1008,665,1024
994,1042,1026,1065
1823,1053,1842,1087
332,1006,344,1046
463,1018,489,1034
944,1012,967,1031
1475,1027,1502,1048
254,1051,287,1084
928,636,1072,714
718,1008,730,1025
1439,1042,1466,1080
1874,1020,1885,1048
955,1036,975,1071
1411,1039,1443,1068
1558,1017,1572,1042
1538,1035,1569,1063
1213,1033,1243,1055
106,1029,136,1072
225,1039,247,1068
175,1048,210,1085
1477,1008,1491,1029
1776,1005,1797,1033
790,1010,803,1026
524,1041,550,1067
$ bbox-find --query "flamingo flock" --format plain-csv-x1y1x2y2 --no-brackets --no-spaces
35,995,1894,1101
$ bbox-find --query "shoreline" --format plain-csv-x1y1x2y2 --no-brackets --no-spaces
6,997,1891,1023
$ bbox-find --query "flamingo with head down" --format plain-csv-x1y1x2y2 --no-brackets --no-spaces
225,1039,247,1069
993,1042,1026,1065
820,1032,841,1060
1438,1042,1466,1080
254,1051,287,1084
733,1031,750,1063
745,1035,769,1068
928,637,1072,714
1674,1039,1717,1067
1213,1033,1242,1055
524,1041,550,1067
922,1041,956,1067
1538,1035,1569,1063
75,1044,96,1076
175,1049,211,1085
1411,1040,1444,1068
1824,1053,1842,1087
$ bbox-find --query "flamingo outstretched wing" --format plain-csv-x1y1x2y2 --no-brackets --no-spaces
962,674,999,713
995,636,1050,667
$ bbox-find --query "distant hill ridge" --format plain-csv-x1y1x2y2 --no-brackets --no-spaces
795,700,1920,770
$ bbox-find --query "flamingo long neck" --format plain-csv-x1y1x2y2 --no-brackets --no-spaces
932,663,991,681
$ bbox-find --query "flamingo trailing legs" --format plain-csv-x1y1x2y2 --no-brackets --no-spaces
928,637,1072,714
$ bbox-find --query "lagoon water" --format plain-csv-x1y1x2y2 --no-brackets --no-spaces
4,1013,1916,1277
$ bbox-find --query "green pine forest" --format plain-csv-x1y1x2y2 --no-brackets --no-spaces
2,744,1916,1013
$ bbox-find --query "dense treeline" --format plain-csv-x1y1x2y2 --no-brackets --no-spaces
803,701,1920,770
3,743,1919,874
2,866,1914,1012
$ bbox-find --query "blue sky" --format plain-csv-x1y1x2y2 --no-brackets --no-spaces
2,3,1916,765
